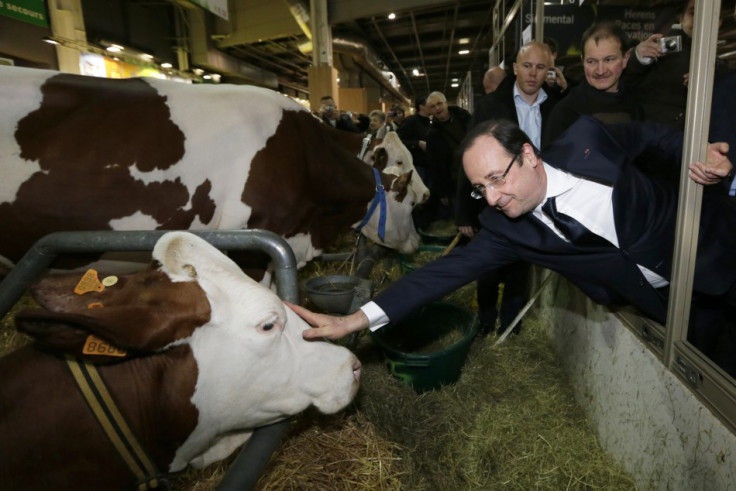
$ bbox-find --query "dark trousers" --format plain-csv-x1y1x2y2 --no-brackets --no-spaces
477,261,530,333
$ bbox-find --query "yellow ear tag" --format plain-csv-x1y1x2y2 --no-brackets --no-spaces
82,334,127,357
74,269,105,295
87,302,104,309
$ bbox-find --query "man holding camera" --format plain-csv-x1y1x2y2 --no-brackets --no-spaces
318,95,362,133
624,0,724,131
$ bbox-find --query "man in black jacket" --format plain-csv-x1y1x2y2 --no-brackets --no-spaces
294,116,735,375
542,22,643,147
318,95,361,133
458,41,560,336
424,91,472,225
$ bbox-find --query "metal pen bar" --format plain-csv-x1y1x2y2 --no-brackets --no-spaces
0,229,299,316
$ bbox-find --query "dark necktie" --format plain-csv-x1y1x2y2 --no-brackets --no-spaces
541,197,612,247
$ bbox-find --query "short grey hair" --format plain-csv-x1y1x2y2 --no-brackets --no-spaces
426,91,447,103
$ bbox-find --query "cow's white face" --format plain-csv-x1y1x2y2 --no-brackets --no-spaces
153,232,360,470
366,132,430,204
357,174,421,255
360,132,428,254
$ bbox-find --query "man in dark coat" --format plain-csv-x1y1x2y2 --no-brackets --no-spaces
458,41,560,336
293,116,735,374
542,22,644,147
422,91,472,225
397,96,432,187
318,95,361,133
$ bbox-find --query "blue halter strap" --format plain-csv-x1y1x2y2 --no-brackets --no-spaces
354,167,387,242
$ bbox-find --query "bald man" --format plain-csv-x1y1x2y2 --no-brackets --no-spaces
483,66,507,94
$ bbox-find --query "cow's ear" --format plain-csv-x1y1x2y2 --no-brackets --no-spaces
392,170,413,193
14,309,140,362
15,296,209,357
18,267,211,354
371,147,389,171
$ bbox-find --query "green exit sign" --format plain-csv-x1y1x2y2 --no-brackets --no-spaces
0,0,49,28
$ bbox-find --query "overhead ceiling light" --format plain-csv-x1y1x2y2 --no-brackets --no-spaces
451,78,459,82
42,36,59,45
458,38,470,45
161,62,173,68
106,45,123,53
412,68,420,76
458,49,470,55
451,83,459,88
140,53,154,60
388,12,396,20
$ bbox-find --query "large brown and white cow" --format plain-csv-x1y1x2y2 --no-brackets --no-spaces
0,231,361,490
0,65,428,270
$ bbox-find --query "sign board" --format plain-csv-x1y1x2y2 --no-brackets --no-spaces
527,4,680,58
190,0,229,21
0,0,48,27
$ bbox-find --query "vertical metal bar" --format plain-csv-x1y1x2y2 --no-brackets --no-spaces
535,0,544,42
664,2,721,367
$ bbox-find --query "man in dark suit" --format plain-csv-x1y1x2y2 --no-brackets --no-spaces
458,41,560,336
293,116,735,370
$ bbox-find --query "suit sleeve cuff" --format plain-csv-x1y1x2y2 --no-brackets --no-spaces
361,301,390,331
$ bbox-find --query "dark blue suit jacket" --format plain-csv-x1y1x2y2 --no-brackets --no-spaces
375,116,736,324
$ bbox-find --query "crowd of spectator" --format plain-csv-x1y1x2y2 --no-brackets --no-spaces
306,0,736,374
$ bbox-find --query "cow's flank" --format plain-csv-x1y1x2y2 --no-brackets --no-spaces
0,66,426,268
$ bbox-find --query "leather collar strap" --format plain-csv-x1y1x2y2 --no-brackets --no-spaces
65,355,169,490
353,167,387,242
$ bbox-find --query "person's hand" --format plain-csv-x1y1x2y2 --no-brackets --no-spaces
546,66,568,91
688,142,732,185
683,72,690,87
287,301,369,340
458,225,474,238
635,34,664,62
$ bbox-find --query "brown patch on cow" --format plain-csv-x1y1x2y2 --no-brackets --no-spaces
0,342,200,489
392,170,413,203
371,147,389,171
16,265,212,354
0,74,214,262
243,111,376,250
160,179,217,229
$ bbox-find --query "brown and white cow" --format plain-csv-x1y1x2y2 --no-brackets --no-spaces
0,65,428,270
0,231,361,490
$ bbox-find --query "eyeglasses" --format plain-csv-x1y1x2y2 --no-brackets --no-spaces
470,154,519,199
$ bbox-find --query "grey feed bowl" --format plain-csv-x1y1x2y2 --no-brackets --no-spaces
303,275,372,314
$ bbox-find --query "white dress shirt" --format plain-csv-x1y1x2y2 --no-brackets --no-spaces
361,163,668,331
513,83,547,149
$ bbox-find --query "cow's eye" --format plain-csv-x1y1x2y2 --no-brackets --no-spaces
262,322,275,331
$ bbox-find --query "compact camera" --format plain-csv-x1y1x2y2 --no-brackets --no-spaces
659,35,682,54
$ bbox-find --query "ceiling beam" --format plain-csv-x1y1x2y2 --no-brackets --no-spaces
328,0,455,24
